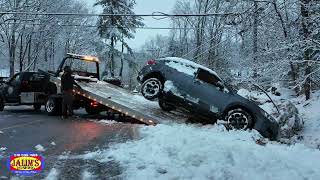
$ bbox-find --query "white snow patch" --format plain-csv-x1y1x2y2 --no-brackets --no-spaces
45,168,59,180
165,61,197,77
0,147,7,151
35,144,46,152
82,170,96,180
98,124,320,180
51,142,56,146
74,75,98,82
163,81,176,93
293,91,320,148
0,131,3,134
210,106,219,113
98,120,119,125
160,57,220,78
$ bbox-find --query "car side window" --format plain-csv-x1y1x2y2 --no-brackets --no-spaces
196,69,223,88
29,73,45,81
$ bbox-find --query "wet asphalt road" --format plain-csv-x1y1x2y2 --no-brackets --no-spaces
0,106,140,179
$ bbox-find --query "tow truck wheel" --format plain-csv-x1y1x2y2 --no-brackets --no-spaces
141,78,163,100
33,104,41,111
0,98,4,111
46,97,61,116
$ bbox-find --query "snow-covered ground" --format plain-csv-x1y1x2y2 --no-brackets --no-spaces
77,88,320,179
291,91,320,149
83,124,320,180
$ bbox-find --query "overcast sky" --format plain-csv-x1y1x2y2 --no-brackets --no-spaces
84,0,176,50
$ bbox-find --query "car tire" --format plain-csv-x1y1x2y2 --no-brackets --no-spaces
159,98,175,112
33,104,41,111
0,98,4,111
225,108,253,130
46,97,61,116
85,106,101,115
141,78,163,100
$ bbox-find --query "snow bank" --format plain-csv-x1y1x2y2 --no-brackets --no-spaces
35,144,46,152
93,124,320,180
45,168,59,180
293,91,320,149
98,120,119,125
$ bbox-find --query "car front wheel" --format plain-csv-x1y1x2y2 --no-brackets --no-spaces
225,108,253,130
141,78,163,100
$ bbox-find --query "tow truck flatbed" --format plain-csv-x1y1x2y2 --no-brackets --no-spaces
50,77,188,125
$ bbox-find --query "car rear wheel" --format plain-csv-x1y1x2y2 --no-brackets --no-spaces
159,98,175,112
225,109,253,130
33,104,41,111
46,97,61,116
141,78,163,100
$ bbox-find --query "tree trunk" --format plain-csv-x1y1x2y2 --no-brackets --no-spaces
300,0,311,100
19,34,23,72
9,33,16,77
109,36,115,77
252,1,259,78
119,37,124,78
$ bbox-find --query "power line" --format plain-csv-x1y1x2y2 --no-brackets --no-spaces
4,22,233,30
0,11,244,17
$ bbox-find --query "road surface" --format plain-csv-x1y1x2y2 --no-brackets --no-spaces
0,106,140,179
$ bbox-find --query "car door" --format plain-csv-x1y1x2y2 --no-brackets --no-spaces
192,68,230,116
164,60,198,106
5,73,21,103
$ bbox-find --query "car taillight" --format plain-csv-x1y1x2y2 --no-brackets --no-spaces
90,101,99,108
147,59,156,65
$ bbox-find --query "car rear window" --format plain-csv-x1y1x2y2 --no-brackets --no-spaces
196,69,221,86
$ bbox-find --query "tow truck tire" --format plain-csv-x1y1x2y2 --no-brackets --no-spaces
0,98,4,111
46,97,61,116
33,104,41,111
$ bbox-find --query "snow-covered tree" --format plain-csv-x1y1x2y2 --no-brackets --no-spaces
95,0,144,77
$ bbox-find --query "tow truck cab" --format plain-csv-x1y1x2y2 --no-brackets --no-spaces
44,53,106,116
0,72,52,111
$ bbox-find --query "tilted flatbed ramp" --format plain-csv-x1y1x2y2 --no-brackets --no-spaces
52,77,188,125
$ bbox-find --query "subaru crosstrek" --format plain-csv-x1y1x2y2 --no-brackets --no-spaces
137,57,279,140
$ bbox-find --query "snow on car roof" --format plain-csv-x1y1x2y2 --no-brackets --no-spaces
158,57,220,78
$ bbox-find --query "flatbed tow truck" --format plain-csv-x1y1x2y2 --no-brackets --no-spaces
41,53,163,125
